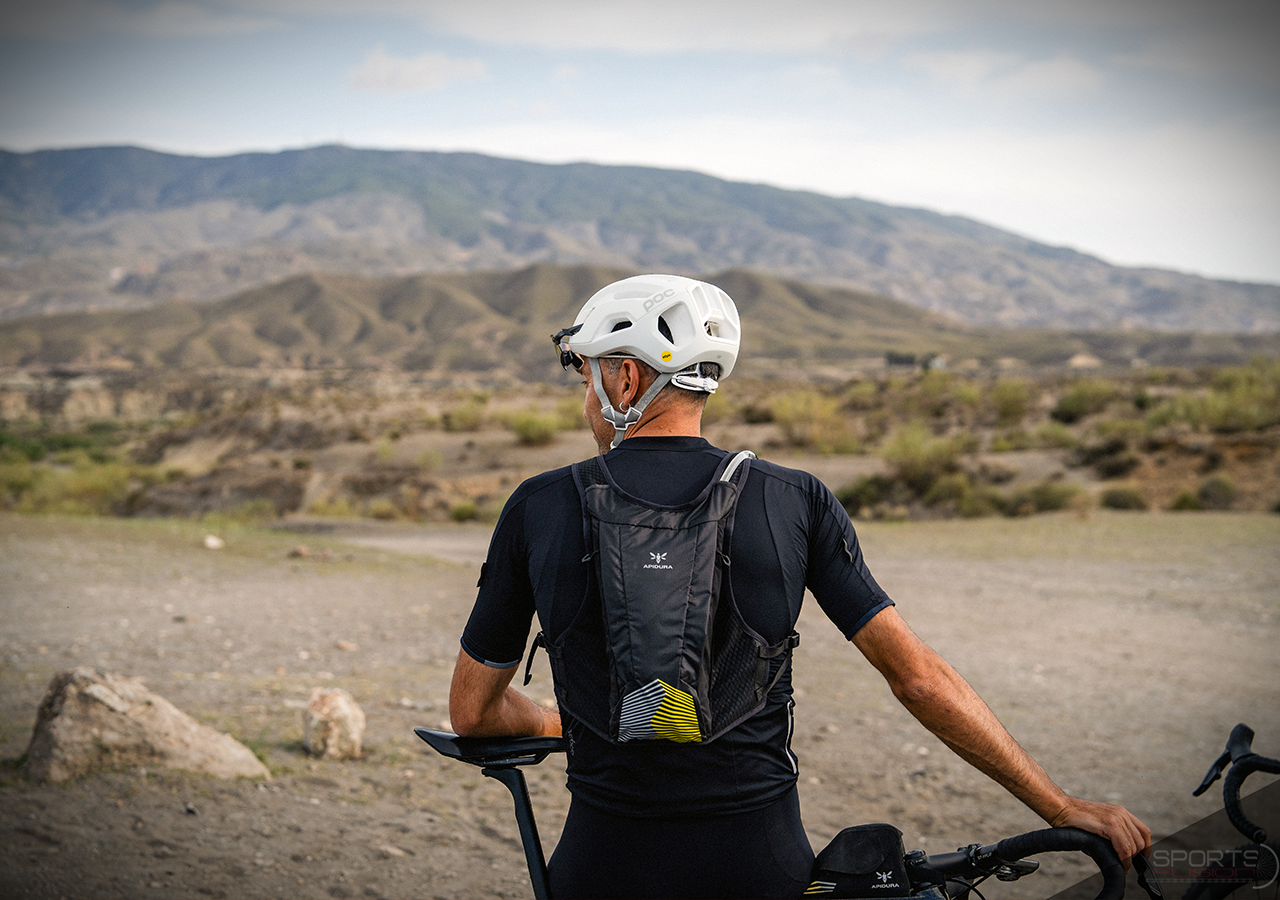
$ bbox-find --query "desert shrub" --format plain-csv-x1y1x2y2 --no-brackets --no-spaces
1197,474,1238,510
1169,491,1202,511
415,449,442,473
1075,437,1139,479
923,472,971,506
1094,418,1147,441
772,390,859,454
909,370,954,417
1145,358,1280,434
990,430,1033,452
307,496,359,517
443,399,486,433
740,402,774,424
0,431,45,461
1051,378,1119,423
835,475,903,517
555,398,588,430
450,500,479,522
843,381,879,411
1032,421,1078,449
367,498,400,520
1099,486,1148,510
957,488,1007,518
0,454,38,504
990,378,1032,426
1094,453,1140,479
1008,480,1081,514
881,422,966,495
510,410,560,447
950,381,982,410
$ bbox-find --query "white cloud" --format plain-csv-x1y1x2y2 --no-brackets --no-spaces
348,45,487,94
414,0,958,54
906,51,1106,99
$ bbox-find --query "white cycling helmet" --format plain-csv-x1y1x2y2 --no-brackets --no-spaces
551,274,741,449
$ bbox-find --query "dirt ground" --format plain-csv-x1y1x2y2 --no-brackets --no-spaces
1,509,1277,899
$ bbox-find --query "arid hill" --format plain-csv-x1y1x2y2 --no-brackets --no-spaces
3,264,1278,376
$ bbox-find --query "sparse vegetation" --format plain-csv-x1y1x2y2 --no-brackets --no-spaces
2,360,1277,523
1099,486,1148,511
509,409,560,447
771,390,859,454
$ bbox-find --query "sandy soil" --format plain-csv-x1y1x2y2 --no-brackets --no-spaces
1,510,1277,899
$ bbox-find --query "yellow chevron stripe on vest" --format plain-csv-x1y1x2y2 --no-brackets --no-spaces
650,680,702,743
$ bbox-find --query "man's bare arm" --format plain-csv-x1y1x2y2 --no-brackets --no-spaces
448,648,562,738
852,607,1151,864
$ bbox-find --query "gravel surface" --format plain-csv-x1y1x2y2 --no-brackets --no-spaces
1,511,1277,899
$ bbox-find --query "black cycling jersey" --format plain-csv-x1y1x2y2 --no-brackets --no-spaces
460,435,893,816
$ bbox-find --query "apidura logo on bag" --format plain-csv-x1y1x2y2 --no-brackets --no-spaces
871,870,901,889
643,551,673,570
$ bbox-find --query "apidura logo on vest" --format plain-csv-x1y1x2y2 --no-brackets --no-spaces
643,552,674,570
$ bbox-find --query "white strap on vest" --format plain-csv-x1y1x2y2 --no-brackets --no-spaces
719,450,756,482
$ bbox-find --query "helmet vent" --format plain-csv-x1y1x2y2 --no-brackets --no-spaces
658,317,674,344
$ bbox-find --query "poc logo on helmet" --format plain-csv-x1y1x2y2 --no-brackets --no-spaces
643,551,673,570
642,288,676,312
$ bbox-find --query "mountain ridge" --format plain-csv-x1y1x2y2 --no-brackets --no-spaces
1,144,1277,333
4,263,1276,376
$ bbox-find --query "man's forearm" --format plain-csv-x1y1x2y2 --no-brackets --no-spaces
449,648,562,737
889,650,1069,823
851,608,1069,823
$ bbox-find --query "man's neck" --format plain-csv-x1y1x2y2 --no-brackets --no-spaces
624,398,702,440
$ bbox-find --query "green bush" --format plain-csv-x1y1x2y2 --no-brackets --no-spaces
443,399,486,432
881,422,966,495
957,486,1007,518
989,432,1029,453
990,379,1031,426
922,472,971,507
772,390,859,454
1051,378,1119,423
555,398,588,430
450,500,479,522
835,475,902,517
510,411,560,447
1169,491,1202,511
843,381,879,411
0,431,45,461
1008,480,1081,514
1099,486,1148,510
1197,475,1237,510
1144,358,1280,433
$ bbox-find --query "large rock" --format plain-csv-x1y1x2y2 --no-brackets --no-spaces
24,668,270,783
302,687,365,760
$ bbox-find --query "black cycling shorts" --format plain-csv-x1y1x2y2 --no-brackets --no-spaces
547,785,814,899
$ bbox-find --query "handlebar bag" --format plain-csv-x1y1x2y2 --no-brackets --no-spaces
807,823,912,898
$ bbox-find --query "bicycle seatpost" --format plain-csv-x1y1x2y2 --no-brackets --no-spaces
482,765,553,900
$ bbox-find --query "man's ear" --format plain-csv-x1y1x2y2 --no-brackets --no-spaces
617,359,641,409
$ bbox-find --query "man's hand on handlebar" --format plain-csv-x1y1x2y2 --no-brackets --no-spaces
1049,795,1152,870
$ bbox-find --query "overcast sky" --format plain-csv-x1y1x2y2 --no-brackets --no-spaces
2,0,1278,284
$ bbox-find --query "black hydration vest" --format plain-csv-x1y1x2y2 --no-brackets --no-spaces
527,449,799,745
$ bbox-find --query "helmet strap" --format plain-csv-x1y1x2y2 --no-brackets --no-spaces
589,357,672,451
